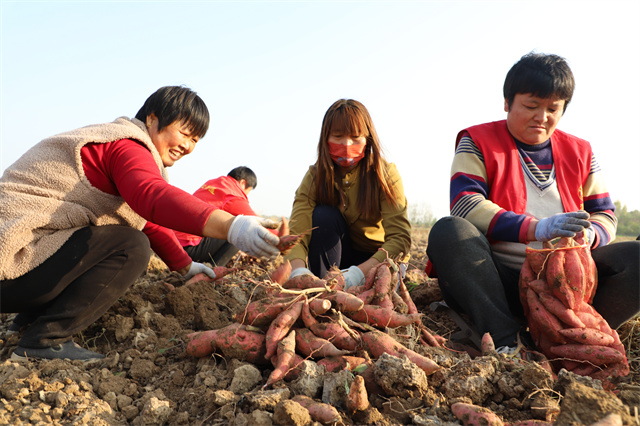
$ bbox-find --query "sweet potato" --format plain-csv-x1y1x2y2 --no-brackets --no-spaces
283,274,328,290
372,263,392,302
317,355,367,373
323,267,346,291
309,322,358,351
545,248,576,309
186,323,269,364
295,327,352,358
363,263,382,290
234,296,297,327
390,290,408,314
375,293,395,310
558,327,615,346
536,290,585,329
563,247,586,302
278,216,289,238
348,304,421,328
300,300,318,328
322,290,365,312
356,287,376,305
309,298,332,315
548,344,626,366
270,260,292,284
481,332,495,355
451,402,504,426
277,226,314,255
525,288,566,344
291,395,342,425
265,300,304,360
346,375,369,414
185,329,218,357
265,329,296,387
361,330,440,374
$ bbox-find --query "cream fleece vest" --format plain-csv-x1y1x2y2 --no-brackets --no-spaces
0,117,168,280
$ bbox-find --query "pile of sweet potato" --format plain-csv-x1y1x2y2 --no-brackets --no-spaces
519,236,629,385
184,256,444,390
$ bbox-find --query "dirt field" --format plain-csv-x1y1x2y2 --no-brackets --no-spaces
1,227,638,425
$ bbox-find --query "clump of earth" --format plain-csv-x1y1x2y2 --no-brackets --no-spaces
1,228,638,425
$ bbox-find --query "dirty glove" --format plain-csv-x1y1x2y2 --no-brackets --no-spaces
227,215,280,260
535,211,591,241
182,262,216,280
289,267,314,280
341,265,365,289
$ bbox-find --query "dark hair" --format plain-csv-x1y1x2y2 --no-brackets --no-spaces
135,86,210,138
314,99,400,219
228,166,257,190
503,52,575,113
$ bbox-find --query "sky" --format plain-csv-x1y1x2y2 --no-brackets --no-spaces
1,0,639,222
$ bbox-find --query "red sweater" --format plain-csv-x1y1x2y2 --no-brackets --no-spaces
174,175,258,247
81,139,216,271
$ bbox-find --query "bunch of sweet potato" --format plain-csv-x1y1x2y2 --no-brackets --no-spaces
185,257,443,389
519,236,629,384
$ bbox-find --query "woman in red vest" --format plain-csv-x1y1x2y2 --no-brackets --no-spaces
426,53,639,353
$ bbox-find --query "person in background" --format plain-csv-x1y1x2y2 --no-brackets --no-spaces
285,99,411,287
0,86,280,361
426,52,639,353
173,166,270,266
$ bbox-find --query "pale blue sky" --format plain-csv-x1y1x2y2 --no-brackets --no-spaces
2,0,639,221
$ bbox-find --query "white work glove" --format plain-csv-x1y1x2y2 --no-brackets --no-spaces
227,215,280,260
341,265,365,289
289,267,314,280
181,262,216,280
535,211,591,241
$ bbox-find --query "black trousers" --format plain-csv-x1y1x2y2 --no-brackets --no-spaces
307,205,373,278
427,216,640,347
183,238,239,267
1,226,150,348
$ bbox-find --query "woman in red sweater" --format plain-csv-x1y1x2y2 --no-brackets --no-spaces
0,86,279,361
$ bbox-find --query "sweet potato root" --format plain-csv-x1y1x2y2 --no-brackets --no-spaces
321,290,365,312
265,329,296,387
548,344,626,366
291,395,342,425
309,322,358,351
265,300,304,360
361,330,440,374
295,327,352,358
347,304,421,328
451,402,505,426
186,323,268,364
346,375,369,414
234,296,297,328
317,355,367,373
270,260,292,284
558,327,615,346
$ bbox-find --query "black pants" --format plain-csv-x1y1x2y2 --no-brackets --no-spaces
427,216,640,347
184,238,239,267
307,205,373,278
1,226,150,348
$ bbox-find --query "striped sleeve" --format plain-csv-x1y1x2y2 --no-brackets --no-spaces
450,135,532,242
582,153,617,246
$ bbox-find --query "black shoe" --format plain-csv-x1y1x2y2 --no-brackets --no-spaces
11,341,105,362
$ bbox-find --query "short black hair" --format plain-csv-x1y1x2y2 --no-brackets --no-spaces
228,166,257,190
135,86,209,138
503,52,575,113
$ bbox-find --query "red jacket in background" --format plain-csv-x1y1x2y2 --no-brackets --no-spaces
174,176,258,247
